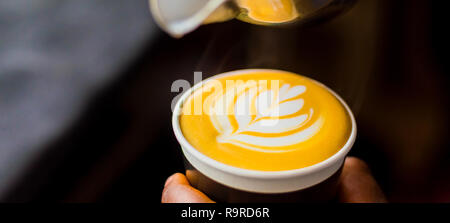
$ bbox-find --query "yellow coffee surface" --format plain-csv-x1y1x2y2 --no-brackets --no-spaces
237,0,299,23
179,70,352,171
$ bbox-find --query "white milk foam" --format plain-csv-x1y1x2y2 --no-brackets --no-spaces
206,83,323,153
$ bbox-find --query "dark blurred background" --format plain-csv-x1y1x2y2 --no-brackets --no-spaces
0,0,449,202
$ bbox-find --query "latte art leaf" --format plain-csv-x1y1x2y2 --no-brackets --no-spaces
180,70,353,171
209,83,323,153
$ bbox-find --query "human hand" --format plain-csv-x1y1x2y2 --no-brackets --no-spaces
161,157,387,203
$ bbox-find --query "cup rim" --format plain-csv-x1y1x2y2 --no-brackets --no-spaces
172,69,357,179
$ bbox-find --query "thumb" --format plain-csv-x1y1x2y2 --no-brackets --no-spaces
161,173,215,203
338,157,387,203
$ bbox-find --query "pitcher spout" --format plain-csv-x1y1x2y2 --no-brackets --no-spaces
149,0,236,38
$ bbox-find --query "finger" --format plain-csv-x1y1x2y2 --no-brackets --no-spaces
162,173,215,203
338,157,387,203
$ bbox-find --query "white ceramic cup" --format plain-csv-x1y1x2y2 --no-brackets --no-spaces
172,69,357,202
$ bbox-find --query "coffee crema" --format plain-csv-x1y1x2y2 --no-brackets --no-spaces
180,70,352,171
